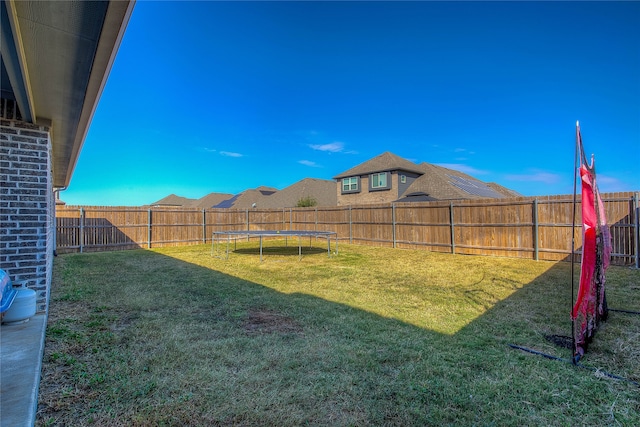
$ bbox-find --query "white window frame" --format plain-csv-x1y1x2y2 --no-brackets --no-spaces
342,177,359,192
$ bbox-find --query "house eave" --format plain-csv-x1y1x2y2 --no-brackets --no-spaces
0,0,136,188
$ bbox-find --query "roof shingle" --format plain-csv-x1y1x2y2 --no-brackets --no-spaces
333,152,424,179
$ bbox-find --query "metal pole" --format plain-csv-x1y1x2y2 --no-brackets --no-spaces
533,199,539,261
79,207,84,253
148,208,152,249
571,121,581,363
450,202,455,254
634,192,639,269
202,209,206,244
246,209,250,242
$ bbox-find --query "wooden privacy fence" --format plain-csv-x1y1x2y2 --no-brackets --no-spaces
56,192,639,267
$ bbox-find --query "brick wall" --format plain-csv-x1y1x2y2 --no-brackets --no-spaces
337,173,400,206
1,117,53,312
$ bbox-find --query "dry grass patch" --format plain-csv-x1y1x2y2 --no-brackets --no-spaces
36,243,640,426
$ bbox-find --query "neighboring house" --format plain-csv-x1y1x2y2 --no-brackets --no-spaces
333,152,429,206
333,152,519,206
153,153,518,209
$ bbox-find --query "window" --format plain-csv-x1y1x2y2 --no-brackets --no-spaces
400,174,407,184
342,177,359,192
370,172,388,189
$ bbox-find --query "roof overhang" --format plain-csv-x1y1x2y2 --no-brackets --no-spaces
1,0,135,188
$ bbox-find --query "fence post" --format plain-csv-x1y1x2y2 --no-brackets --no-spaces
202,209,206,244
147,209,152,249
392,204,396,248
289,208,292,230
450,202,455,254
634,192,639,269
533,199,539,261
79,207,84,253
349,205,353,244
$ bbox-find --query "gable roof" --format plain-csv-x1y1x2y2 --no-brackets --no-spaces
151,194,196,207
333,152,424,179
259,178,336,208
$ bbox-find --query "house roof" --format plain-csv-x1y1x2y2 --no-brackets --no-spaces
152,180,335,210
191,192,234,208
333,152,424,179
151,194,196,207
486,182,522,198
212,187,278,209
404,163,511,200
151,153,521,209
259,178,336,208
1,0,135,188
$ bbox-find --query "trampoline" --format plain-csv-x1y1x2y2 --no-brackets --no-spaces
211,230,338,262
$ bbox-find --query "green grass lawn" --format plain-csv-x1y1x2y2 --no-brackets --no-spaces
37,242,640,426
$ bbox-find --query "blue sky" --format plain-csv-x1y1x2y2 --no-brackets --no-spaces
63,1,639,206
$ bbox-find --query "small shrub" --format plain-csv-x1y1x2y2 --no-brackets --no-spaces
296,196,317,207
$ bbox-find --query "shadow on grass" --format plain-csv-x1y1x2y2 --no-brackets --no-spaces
37,247,640,426
232,246,329,257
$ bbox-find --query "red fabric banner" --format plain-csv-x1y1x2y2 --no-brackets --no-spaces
571,124,611,360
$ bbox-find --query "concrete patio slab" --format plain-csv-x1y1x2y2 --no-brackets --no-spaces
1,313,47,427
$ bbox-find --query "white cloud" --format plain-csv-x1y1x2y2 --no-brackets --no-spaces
596,175,620,185
595,174,633,192
220,151,243,158
299,160,321,167
309,141,344,152
505,170,560,184
436,163,488,175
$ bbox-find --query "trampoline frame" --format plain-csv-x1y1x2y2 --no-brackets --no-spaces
211,230,338,262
